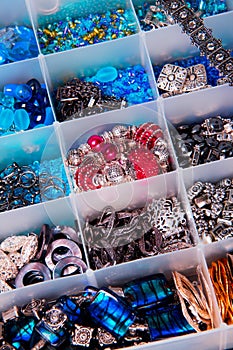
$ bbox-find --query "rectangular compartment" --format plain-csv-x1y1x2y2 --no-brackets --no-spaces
58,102,178,195
0,58,55,136
0,0,39,64
27,0,140,54
0,124,70,214
0,195,90,304
41,34,158,123
72,160,199,271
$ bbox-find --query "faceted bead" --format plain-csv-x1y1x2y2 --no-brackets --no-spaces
35,88,50,108
4,84,32,102
14,109,30,130
30,108,46,126
0,108,14,130
0,92,14,108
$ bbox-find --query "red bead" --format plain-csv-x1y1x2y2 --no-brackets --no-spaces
147,133,164,149
128,147,161,179
102,143,118,162
87,135,104,149
140,130,152,145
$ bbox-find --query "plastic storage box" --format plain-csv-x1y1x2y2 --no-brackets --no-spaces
1,0,233,349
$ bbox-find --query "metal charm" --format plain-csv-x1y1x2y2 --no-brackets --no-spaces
182,64,207,91
43,306,67,331
157,63,187,91
71,325,94,347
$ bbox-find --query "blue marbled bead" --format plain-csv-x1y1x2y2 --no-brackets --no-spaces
0,108,14,130
14,109,30,130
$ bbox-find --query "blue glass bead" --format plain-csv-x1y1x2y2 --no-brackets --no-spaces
14,25,34,41
57,296,84,323
35,88,50,108
123,274,174,310
87,288,135,338
10,41,31,61
0,43,8,64
14,101,34,112
14,109,30,130
145,304,195,340
0,108,14,130
95,66,118,83
4,84,32,102
5,317,36,343
35,321,66,347
44,107,54,125
29,108,46,127
26,78,41,95
0,92,14,108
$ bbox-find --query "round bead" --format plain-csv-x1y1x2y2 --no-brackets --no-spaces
101,143,118,162
87,134,104,149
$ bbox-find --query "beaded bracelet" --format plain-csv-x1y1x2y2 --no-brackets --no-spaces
66,122,171,192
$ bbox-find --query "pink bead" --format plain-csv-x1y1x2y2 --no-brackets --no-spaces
87,135,104,149
102,143,118,162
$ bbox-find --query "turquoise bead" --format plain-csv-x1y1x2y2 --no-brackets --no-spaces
0,92,14,108
14,109,30,130
0,108,14,130
44,107,54,125
95,66,118,83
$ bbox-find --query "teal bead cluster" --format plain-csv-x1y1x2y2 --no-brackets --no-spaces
37,8,137,54
0,79,53,136
55,64,154,121
88,64,154,106
0,25,38,65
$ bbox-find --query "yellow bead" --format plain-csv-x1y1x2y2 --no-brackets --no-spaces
43,29,52,36
112,34,117,39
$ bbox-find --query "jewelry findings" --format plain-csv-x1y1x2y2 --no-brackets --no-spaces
85,196,193,269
